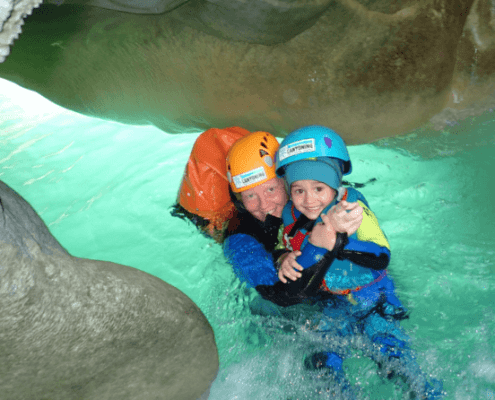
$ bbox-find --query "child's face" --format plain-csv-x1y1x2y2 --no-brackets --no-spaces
290,179,336,220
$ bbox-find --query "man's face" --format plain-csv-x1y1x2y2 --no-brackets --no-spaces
290,179,336,220
240,177,288,222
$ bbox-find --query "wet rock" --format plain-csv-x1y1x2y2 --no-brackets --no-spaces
0,180,218,400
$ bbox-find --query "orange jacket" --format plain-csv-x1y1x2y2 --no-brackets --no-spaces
177,127,251,234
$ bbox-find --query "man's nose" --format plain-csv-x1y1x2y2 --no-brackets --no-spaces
259,195,271,211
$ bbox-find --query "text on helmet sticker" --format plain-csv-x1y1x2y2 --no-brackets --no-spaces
278,138,315,161
233,166,268,189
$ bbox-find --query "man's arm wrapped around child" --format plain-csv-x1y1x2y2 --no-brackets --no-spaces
291,200,390,270
260,194,391,306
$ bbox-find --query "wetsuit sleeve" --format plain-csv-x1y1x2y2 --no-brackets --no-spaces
223,233,279,287
339,201,391,270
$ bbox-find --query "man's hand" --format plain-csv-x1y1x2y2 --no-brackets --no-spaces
308,213,337,251
326,200,363,236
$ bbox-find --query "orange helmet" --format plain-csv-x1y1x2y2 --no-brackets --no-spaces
226,131,280,193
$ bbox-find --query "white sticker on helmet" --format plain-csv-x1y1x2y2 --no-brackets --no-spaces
263,155,274,167
278,138,315,161
233,166,267,189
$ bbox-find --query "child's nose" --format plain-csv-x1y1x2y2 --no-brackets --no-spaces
304,192,315,203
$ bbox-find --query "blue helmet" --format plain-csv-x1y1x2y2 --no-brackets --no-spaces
275,125,352,177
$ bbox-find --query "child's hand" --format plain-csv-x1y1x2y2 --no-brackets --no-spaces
308,213,337,251
278,251,303,283
326,200,363,236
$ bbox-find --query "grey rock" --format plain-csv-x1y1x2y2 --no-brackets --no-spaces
0,180,218,400
1,0,495,142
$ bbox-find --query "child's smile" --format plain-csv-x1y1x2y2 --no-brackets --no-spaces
290,179,336,220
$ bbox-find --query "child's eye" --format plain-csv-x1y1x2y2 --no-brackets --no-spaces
268,186,275,192
315,186,324,192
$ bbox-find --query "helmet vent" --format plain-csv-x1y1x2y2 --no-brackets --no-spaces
259,149,269,157
260,141,268,149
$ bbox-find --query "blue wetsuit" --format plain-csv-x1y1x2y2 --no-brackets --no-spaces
223,188,442,399
279,187,442,399
223,207,282,288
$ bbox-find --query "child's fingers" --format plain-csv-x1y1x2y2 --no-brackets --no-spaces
278,272,287,283
278,252,304,282
291,270,302,280
283,266,301,281
292,260,304,272
288,252,304,272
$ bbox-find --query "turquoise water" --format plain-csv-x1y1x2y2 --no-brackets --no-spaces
1,78,494,399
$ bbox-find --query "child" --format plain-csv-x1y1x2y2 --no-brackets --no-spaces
275,125,443,399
